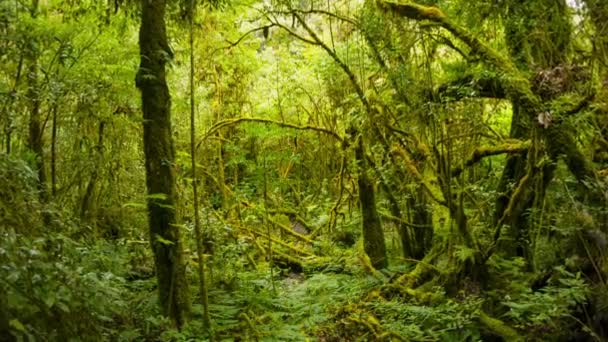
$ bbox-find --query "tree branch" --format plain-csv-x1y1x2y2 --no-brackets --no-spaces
266,19,321,46
196,117,343,150
291,12,372,112
451,140,531,177
434,74,506,101
376,0,539,112
391,145,447,206
224,24,277,49
271,9,358,26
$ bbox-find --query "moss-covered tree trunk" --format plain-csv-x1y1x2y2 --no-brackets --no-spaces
585,0,608,169
493,0,571,260
355,136,387,269
80,121,105,221
409,185,433,259
492,103,539,259
380,180,414,258
136,0,190,328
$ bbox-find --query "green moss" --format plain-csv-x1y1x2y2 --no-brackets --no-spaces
478,311,523,341
377,1,446,21
356,137,388,270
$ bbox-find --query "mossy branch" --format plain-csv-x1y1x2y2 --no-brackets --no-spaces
378,0,600,195
266,215,313,244
196,117,342,149
266,208,314,235
451,140,531,177
391,145,447,206
395,244,443,288
240,225,314,257
434,74,507,101
328,155,347,233
376,1,514,70
485,153,538,259
376,1,447,21
235,200,314,244
376,0,541,113
268,248,306,270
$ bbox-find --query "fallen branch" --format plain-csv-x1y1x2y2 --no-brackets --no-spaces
267,247,306,272
395,244,443,288
266,215,313,244
266,208,313,234
242,225,314,257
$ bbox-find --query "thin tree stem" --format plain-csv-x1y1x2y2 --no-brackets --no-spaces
189,0,212,333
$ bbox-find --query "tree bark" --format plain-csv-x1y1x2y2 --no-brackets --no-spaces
136,0,190,328
356,137,387,269
408,185,433,260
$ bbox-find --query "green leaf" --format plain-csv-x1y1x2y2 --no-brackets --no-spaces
155,235,174,246
122,202,146,209
44,295,56,308
454,245,476,262
146,193,168,201
9,319,26,332
56,302,71,313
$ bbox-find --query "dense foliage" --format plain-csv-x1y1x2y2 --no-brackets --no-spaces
1,0,607,340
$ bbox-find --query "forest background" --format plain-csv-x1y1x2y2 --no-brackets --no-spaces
1,0,607,340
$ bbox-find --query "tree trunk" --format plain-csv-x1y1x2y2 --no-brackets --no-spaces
493,0,571,259
188,0,212,331
51,104,57,196
493,103,536,258
585,0,608,171
355,137,387,269
384,185,413,258
26,0,47,199
80,122,105,221
136,0,190,328
409,185,433,260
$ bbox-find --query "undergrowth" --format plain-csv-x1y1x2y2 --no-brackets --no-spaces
0,154,598,342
